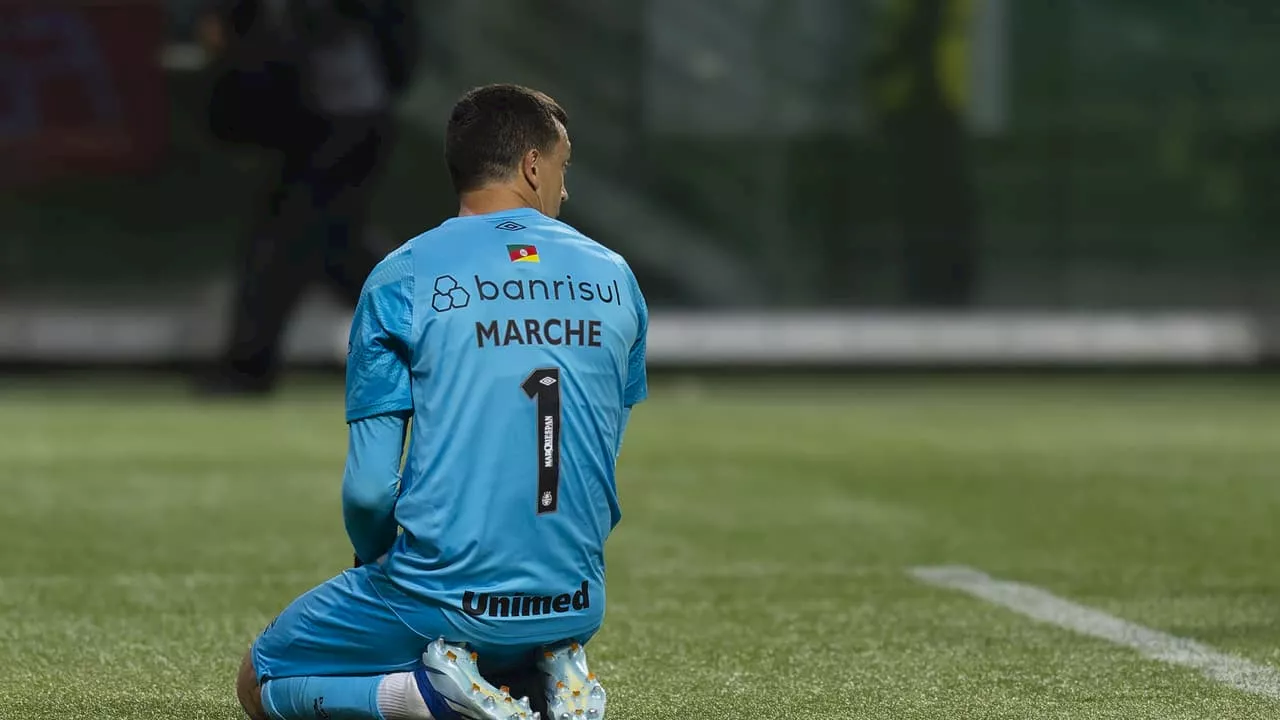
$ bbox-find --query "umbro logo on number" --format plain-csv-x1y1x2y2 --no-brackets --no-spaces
540,377,557,386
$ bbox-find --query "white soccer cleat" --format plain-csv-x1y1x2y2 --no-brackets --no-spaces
537,641,606,720
421,638,540,720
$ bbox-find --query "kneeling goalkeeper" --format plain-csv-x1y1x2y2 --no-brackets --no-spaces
235,84,648,720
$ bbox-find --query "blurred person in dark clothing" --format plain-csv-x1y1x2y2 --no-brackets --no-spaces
197,0,420,395
1237,123,1280,316
867,0,980,307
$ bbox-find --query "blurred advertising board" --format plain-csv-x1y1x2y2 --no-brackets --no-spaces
0,0,168,187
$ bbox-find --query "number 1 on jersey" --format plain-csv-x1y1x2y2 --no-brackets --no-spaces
521,368,561,514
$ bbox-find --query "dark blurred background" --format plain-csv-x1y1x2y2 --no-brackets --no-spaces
2,0,1278,373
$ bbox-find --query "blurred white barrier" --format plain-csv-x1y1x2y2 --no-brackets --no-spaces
0,296,1264,367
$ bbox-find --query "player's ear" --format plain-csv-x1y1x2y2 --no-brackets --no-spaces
521,148,541,190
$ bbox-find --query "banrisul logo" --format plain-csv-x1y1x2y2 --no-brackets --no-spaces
473,275,622,306
431,275,471,312
462,271,625,350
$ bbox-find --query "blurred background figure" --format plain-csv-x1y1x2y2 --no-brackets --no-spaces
196,0,420,395
1,0,1277,374
866,0,979,307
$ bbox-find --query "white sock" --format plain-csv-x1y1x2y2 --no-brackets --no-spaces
377,672,433,720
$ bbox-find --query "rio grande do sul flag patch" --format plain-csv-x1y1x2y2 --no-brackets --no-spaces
507,244,539,263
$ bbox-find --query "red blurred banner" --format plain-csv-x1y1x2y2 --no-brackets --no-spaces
0,0,169,188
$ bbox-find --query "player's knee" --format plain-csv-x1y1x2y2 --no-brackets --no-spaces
236,649,270,720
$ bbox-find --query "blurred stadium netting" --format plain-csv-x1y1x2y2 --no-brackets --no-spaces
2,0,1279,369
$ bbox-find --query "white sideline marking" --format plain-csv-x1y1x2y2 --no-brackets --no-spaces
911,565,1280,701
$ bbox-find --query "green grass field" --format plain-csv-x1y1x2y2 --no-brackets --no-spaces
1,375,1278,719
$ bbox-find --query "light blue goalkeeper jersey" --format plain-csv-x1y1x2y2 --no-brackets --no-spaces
344,207,648,645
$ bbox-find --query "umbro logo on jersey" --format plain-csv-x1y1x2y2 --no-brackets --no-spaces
496,221,526,232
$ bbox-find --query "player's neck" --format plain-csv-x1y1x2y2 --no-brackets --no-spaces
457,187,541,218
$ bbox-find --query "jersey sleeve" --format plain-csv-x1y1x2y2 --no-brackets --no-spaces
346,252,414,423
623,266,649,408
343,412,408,564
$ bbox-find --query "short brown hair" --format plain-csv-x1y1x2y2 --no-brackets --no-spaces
444,84,569,194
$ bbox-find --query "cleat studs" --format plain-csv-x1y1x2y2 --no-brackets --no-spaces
587,711,600,719
445,651,457,662
556,681,566,690
471,651,479,661
586,673,596,681
545,651,556,659
589,686,604,700
483,696,497,711
571,690,581,697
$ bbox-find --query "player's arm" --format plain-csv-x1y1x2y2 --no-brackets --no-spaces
343,411,408,566
343,251,414,565
616,266,650,460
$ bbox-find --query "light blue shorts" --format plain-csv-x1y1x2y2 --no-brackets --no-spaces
251,564,598,681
